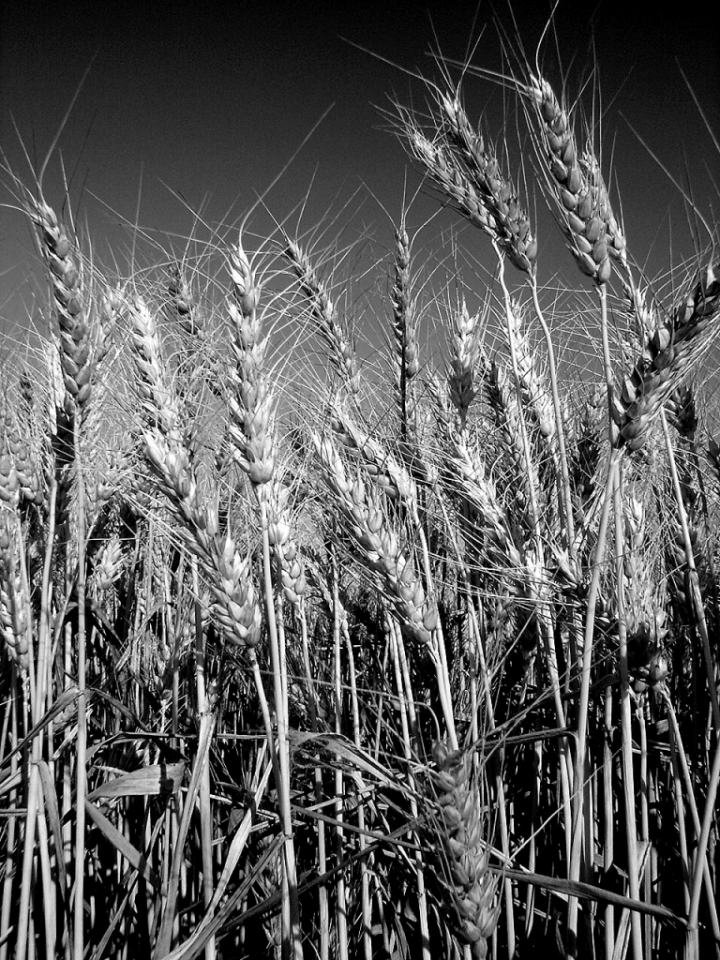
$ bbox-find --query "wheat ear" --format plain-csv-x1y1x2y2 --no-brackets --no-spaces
226,239,275,485
166,262,202,336
437,90,537,272
528,75,625,284
315,431,437,644
284,235,359,395
390,219,420,434
27,197,99,418
446,299,480,430
612,264,720,451
428,743,500,959
397,100,536,273
130,297,263,648
0,516,31,675
227,236,304,960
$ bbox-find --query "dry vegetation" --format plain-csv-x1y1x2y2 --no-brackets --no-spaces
1,26,719,960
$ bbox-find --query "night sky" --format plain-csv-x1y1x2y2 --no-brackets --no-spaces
2,1,719,352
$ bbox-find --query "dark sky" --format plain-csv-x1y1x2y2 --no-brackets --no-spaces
2,0,719,349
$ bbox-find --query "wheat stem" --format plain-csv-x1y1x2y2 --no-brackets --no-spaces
528,274,576,550
685,738,720,959
388,618,432,960
614,461,643,960
72,417,88,960
662,688,720,940
567,449,618,951
342,621,373,960
192,558,216,960
260,497,303,960
330,548,349,960
660,411,720,733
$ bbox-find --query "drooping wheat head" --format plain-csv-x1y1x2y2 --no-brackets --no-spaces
612,263,720,451
395,91,536,273
527,75,625,284
436,90,537,273
284,235,360,396
314,430,438,645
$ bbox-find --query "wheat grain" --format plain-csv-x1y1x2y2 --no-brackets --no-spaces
446,300,480,429
227,238,275,486
427,743,499,959
27,197,98,416
437,91,537,272
284,236,359,396
504,299,555,440
0,516,29,674
528,76,625,283
314,431,438,644
166,263,201,337
613,263,720,451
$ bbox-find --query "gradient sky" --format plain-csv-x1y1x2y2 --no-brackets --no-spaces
1,0,719,352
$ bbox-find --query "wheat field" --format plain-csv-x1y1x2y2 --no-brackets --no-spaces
0,23,719,960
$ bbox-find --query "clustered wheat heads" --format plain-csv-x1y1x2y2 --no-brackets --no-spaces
314,430,438,645
130,295,262,648
2,21,720,960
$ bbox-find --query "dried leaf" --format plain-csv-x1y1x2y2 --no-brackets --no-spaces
87,761,185,800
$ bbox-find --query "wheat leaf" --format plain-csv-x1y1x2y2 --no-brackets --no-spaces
86,761,185,800
84,800,164,892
